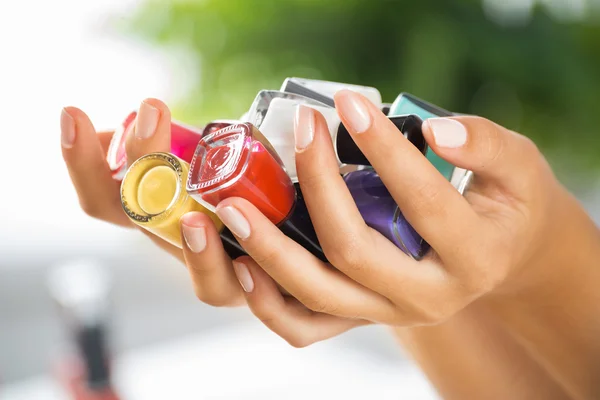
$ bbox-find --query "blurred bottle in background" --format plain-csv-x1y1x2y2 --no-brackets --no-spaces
47,261,120,400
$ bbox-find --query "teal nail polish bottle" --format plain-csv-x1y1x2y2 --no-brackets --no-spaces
388,93,455,180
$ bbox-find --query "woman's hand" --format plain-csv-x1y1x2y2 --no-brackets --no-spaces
60,99,246,307
214,90,600,398
213,90,596,344
62,93,600,398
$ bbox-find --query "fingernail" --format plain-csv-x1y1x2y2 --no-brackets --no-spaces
181,223,207,253
232,261,254,293
427,118,467,148
216,206,251,240
135,101,160,139
60,108,76,148
335,90,372,133
294,105,315,151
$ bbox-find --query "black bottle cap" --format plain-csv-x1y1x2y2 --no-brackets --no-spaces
335,114,428,166
280,80,335,107
220,228,248,259
278,183,327,262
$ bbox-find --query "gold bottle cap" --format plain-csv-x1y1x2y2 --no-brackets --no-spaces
121,152,224,248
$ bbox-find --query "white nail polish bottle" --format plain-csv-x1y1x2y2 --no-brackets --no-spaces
246,91,340,181
280,77,383,109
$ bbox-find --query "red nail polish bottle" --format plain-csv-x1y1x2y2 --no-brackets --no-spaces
202,119,240,137
187,123,325,261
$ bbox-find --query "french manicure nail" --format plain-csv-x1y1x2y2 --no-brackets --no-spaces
427,118,467,148
335,90,372,133
232,261,254,293
182,223,207,253
216,206,251,240
135,101,160,139
60,109,76,148
294,105,315,151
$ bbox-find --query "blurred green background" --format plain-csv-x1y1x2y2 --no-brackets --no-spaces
123,0,600,175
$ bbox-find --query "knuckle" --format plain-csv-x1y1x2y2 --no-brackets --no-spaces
519,134,539,155
478,120,506,171
414,181,443,204
285,334,313,349
298,169,329,194
461,273,499,296
393,298,460,327
248,297,282,327
415,303,457,326
323,233,370,273
302,294,337,315
519,138,547,180
326,247,365,273
406,182,446,219
79,199,104,220
257,314,277,327
253,305,280,326
194,289,232,308
250,245,283,269
461,243,509,294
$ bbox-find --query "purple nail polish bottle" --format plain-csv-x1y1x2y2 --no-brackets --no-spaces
344,170,429,260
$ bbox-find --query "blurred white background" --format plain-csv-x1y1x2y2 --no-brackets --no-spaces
0,0,172,253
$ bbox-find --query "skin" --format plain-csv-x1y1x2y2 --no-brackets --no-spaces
60,92,600,399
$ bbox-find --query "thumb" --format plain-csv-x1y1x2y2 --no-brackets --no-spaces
422,116,540,191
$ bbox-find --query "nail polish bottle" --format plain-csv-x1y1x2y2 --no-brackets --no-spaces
344,170,429,260
120,152,246,258
107,112,204,180
186,123,325,261
280,77,383,109
388,93,458,180
381,103,392,115
202,120,240,137
48,261,121,400
246,90,428,182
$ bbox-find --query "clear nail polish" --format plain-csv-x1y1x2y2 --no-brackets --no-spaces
294,105,315,151
60,109,76,148
233,261,254,293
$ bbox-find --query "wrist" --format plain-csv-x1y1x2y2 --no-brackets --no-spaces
493,185,600,302
480,191,600,399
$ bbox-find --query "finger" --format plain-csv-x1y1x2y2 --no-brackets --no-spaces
140,229,186,264
214,198,398,323
180,212,245,307
422,116,544,196
97,130,115,155
333,90,478,261
61,107,131,227
234,257,369,348
293,105,459,303
294,105,378,261
219,199,474,326
125,98,171,164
